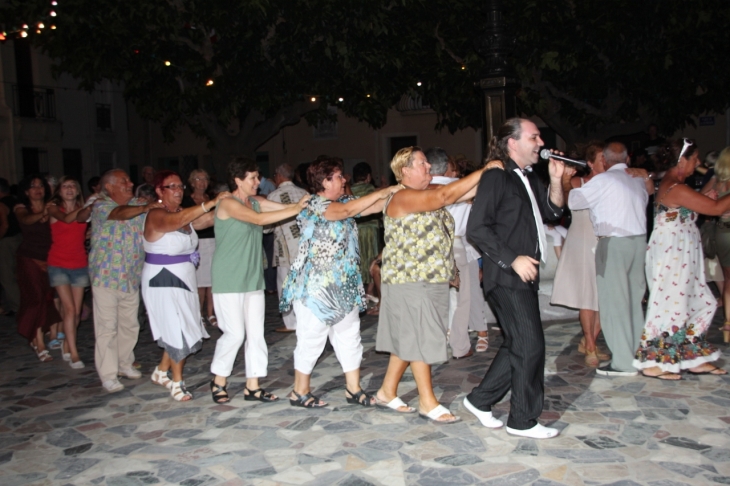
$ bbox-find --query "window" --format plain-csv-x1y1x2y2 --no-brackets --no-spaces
22,148,49,177
63,149,83,184
96,103,112,131
98,152,115,174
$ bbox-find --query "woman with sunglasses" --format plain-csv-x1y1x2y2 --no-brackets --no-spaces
142,171,230,401
634,139,730,380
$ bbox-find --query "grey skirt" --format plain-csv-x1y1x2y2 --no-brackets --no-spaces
376,282,449,365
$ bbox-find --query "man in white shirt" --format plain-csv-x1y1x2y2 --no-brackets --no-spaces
267,164,309,332
568,142,649,376
425,147,488,359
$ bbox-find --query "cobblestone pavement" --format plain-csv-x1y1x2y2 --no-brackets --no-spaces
1,291,729,486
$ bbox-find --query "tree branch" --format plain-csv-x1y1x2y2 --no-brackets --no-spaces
434,23,465,65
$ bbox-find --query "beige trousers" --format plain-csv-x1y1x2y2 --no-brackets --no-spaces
92,285,140,384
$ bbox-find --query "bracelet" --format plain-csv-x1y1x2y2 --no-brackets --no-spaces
201,202,209,213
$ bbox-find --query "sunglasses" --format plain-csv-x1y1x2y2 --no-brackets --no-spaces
678,138,693,163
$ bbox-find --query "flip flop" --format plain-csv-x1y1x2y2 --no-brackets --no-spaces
687,366,727,375
374,395,416,413
418,404,460,424
642,371,681,381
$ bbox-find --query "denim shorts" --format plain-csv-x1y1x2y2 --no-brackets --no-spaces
48,266,90,288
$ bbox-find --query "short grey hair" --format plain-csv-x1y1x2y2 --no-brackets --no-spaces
425,147,449,175
603,142,628,167
99,169,123,196
275,164,294,180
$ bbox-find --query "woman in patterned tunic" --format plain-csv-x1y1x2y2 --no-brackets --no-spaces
375,147,488,423
280,157,399,408
634,139,730,380
142,170,229,401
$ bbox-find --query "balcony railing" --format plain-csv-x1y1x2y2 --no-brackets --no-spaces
12,85,56,120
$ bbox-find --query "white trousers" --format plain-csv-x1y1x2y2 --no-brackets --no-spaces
293,301,363,375
449,238,488,357
211,290,268,378
277,265,297,329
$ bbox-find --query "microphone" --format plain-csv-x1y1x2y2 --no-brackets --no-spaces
539,149,587,167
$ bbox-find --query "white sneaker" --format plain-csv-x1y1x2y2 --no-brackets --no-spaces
463,397,503,428
102,379,125,393
69,360,85,369
118,367,142,379
506,423,559,439
62,353,71,362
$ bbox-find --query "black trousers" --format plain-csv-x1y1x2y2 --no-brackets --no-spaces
466,285,545,430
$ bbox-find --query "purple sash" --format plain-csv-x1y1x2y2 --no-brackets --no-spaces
145,252,200,266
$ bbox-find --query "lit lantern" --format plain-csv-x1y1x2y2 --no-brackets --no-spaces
206,79,214,86
164,61,171,66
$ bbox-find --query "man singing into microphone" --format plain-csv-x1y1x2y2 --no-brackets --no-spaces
464,118,566,439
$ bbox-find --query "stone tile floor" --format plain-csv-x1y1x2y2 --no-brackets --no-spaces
1,292,729,486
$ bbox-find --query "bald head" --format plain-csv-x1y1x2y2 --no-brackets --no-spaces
603,142,628,168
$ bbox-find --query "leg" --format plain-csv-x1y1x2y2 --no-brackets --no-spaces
411,360,457,421
240,290,277,400
289,301,331,406
327,307,372,405
211,293,246,388
596,237,636,372
165,352,192,401
277,266,296,330
92,286,120,384
205,287,215,320
449,240,474,357
56,284,80,362
116,289,140,370
197,287,206,319
627,236,647,357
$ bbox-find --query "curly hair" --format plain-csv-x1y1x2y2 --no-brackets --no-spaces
308,157,344,193
17,174,51,208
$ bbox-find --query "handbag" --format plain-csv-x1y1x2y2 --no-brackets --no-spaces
701,219,717,259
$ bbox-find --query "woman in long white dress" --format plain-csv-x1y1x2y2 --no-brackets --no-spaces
635,139,730,380
142,170,229,401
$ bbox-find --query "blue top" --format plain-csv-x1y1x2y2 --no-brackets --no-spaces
280,194,366,325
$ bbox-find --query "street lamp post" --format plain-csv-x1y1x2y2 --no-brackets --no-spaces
475,0,520,159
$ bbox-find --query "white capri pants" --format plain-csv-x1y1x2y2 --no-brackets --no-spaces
544,224,568,247
293,301,363,375
211,290,268,378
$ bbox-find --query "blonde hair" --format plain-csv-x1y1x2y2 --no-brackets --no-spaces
715,147,730,183
390,146,423,182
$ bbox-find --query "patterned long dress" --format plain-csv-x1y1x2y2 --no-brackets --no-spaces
634,199,720,372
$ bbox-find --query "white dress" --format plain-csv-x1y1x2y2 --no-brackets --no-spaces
142,225,209,362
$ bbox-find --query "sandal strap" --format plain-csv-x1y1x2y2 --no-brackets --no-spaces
246,387,272,399
292,391,321,406
346,388,373,406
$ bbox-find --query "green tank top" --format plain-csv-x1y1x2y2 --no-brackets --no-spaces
212,197,265,293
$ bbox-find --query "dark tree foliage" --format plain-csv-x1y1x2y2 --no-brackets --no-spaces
3,0,729,164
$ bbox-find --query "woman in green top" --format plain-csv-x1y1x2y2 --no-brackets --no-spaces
375,146,488,423
209,159,309,404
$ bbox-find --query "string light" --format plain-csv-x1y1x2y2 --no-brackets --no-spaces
416,81,422,86
338,97,343,102
22,24,29,29
51,25,56,30
366,94,371,98
206,79,214,86
36,29,41,34
38,23,45,29
52,1,58,4
461,65,466,70
50,11,57,17
0,33,5,41
164,60,171,66
20,31,28,37
310,97,316,102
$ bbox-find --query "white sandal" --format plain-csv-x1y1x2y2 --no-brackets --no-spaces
419,404,460,424
374,395,416,413
170,381,192,401
475,336,489,353
151,366,172,389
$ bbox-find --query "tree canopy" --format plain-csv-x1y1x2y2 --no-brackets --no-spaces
2,0,729,164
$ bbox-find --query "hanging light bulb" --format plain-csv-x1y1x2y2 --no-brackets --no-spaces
38,23,45,29
22,24,29,29
50,25,56,29
461,65,466,70
366,94,371,98
164,60,171,66
36,29,41,34
20,31,28,37
310,97,316,102
52,1,58,5
50,11,57,17
206,79,214,86
338,97,343,102
416,81,422,86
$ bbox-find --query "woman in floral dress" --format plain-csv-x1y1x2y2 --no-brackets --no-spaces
635,139,730,379
280,157,398,408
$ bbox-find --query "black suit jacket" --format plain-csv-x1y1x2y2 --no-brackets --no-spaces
467,159,563,293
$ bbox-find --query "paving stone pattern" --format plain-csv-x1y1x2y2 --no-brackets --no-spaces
1,292,729,485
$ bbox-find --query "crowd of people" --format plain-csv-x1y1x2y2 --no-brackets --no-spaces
1,117,728,440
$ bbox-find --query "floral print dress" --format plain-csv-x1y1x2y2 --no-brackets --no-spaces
280,194,366,326
634,191,720,372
